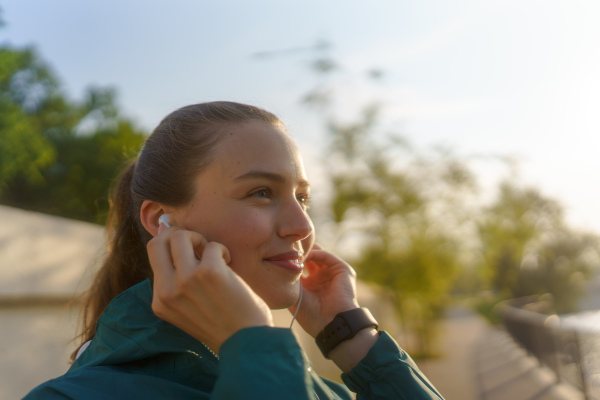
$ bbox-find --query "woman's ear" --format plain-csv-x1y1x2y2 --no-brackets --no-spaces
140,200,166,238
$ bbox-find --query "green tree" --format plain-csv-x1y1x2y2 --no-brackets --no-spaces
0,45,62,190
298,54,478,356
478,181,600,313
0,38,146,223
324,108,476,357
478,182,563,296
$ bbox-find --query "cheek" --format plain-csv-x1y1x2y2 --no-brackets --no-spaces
302,230,315,254
207,208,274,261
301,216,315,249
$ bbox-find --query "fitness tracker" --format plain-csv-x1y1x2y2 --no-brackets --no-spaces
315,308,378,359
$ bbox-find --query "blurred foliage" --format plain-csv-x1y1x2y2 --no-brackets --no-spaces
478,182,600,314
0,46,59,189
473,292,505,325
300,58,479,357
326,113,477,356
294,46,600,357
0,40,146,224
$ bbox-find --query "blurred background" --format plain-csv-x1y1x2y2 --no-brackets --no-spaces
1,1,599,399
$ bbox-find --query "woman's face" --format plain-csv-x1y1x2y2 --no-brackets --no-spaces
171,120,314,309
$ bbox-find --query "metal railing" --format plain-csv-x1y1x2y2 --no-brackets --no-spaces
500,297,600,400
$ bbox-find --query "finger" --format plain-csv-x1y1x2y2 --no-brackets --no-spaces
170,230,208,275
305,248,345,266
304,249,332,265
303,259,321,275
305,249,357,278
147,227,174,267
299,273,320,292
200,242,232,270
147,229,176,287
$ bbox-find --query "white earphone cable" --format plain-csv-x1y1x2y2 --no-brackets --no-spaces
289,284,303,329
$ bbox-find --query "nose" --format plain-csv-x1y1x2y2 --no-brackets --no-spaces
278,197,313,241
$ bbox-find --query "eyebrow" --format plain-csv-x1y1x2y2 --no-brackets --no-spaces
233,170,310,188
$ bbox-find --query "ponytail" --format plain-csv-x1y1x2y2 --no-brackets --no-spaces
72,161,152,361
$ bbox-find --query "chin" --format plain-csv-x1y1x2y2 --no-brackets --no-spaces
261,283,301,310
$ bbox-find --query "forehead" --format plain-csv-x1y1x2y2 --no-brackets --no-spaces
211,120,307,181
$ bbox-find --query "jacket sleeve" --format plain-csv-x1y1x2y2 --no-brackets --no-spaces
341,331,444,400
213,326,326,400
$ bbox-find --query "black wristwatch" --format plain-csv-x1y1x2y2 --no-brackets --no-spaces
315,308,378,359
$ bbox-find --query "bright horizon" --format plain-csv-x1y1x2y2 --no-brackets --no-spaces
2,0,600,234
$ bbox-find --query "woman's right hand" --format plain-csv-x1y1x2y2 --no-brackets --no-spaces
147,223,274,354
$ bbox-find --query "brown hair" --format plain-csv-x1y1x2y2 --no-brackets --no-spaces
73,101,284,360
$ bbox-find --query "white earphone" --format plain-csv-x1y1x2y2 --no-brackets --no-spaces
158,214,171,228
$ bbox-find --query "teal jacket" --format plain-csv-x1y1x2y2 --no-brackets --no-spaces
24,280,443,399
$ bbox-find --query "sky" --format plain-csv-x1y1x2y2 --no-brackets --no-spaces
2,0,600,233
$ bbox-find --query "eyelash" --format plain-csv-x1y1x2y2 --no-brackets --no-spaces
297,194,311,210
250,188,273,199
249,188,311,210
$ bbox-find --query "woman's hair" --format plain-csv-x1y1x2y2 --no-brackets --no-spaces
72,101,284,360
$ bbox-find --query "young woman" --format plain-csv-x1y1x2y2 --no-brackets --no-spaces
25,102,444,399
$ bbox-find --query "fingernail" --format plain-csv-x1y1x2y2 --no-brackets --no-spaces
158,222,166,234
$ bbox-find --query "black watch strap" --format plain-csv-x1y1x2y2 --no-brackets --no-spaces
315,308,378,359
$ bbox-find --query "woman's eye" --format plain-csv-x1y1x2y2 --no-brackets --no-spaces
251,188,271,199
297,194,311,209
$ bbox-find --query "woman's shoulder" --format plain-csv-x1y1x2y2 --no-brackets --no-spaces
22,366,125,400
23,364,213,400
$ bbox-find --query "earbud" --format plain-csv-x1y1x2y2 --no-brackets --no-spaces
158,214,171,228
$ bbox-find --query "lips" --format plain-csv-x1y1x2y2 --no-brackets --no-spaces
264,251,305,273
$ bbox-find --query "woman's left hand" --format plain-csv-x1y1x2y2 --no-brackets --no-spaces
289,244,360,338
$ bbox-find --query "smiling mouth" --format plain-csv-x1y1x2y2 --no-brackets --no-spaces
265,258,305,273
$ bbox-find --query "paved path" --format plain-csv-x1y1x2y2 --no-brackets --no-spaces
417,306,487,400
416,305,584,400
